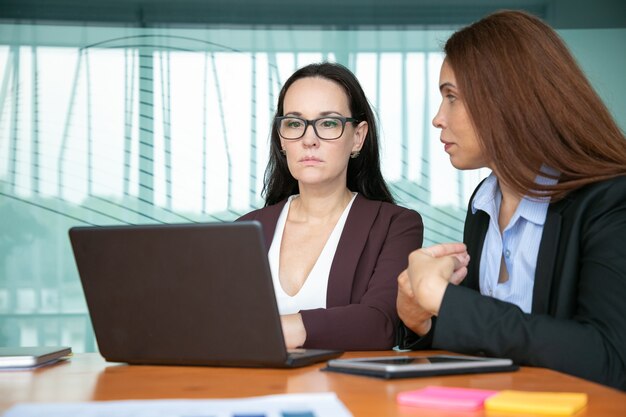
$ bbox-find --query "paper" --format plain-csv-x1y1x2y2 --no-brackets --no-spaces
484,390,588,415
2,392,353,417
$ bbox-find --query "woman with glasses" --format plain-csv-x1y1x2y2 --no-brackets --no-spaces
239,62,423,350
396,10,626,389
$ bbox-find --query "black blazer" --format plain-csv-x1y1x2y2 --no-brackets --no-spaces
239,194,423,350
400,176,626,390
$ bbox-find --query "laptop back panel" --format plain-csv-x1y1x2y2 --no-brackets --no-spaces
70,221,293,367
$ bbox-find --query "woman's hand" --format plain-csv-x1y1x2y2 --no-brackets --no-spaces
397,243,469,335
280,313,307,349
408,243,469,315
397,269,433,336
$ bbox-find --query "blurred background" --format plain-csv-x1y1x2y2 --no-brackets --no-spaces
0,0,624,352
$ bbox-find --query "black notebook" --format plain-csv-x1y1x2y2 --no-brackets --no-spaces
69,221,342,368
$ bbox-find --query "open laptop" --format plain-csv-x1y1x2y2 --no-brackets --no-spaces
69,221,342,368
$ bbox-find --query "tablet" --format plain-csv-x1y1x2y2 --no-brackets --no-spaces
323,355,518,379
0,346,72,369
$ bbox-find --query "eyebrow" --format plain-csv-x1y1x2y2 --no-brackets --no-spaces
283,111,345,117
439,82,457,91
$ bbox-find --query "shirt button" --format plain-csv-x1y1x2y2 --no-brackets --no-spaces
505,249,511,258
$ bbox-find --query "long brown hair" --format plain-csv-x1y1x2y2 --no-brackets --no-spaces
445,10,626,200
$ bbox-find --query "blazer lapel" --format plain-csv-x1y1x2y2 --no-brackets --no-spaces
256,200,287,251
326,194,380,307
463,209,489,290
463,179,488,291
532,199,567,314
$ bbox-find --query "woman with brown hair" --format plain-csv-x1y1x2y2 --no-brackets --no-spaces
396,10,626,390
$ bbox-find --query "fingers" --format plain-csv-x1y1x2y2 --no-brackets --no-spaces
448,254,460,269
421,242,467,258
397,269,414,298
453,252,470,267
444,252,469,283
449,266,468,285
410,244,469,283
407,246,469,287
407,244,467,274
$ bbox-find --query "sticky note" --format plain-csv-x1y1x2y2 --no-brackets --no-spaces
397,386,499,411
484,390,588,415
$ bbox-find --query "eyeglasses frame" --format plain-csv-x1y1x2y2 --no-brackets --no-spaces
275,116,360,140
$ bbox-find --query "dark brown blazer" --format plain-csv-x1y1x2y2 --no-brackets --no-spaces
238,194,423,350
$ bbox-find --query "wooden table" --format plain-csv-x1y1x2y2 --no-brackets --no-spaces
1,351,625,416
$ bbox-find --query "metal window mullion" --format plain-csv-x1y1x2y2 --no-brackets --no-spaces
138,47,154,206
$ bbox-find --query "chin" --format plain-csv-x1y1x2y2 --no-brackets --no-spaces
295,174,326,185
450,156,485,171
450,159,469,170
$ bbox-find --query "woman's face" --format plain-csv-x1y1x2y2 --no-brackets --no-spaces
280,76,367,189
432,59,489,170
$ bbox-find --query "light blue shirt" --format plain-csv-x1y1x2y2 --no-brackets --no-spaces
472,171,557,313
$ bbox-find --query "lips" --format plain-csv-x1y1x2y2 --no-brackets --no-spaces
441,138,454,152
299,156,323,162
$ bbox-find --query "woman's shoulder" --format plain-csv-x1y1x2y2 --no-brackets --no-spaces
591,175,626,190
568,175,626,202
557,175,626,219
356,195,422,221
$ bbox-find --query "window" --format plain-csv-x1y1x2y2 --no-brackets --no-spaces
0,17,623,352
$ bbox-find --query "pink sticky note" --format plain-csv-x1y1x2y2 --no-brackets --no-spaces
397,386,500,411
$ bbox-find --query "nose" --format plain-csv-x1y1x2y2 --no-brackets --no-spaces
432,103,445,129
300,123,320,146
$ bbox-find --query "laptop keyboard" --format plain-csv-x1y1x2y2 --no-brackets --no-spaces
287,348,309,358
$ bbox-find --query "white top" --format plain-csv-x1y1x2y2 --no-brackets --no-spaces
268,193,358,315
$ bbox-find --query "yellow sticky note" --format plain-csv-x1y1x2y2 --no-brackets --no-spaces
484,390,587,415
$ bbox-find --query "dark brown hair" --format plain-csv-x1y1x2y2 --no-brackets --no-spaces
445,10,626,200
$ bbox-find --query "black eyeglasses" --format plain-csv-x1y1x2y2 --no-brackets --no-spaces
275,116,359,140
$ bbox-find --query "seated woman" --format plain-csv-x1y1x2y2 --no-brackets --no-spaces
239,62,423,351
396,10,626,390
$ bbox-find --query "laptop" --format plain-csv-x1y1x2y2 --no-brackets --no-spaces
69,221,342,368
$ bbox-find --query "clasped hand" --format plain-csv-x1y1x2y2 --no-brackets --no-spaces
397,243,470,336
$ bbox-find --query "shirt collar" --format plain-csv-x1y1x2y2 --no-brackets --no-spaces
518,168,558,226
472,168,559,226
472,173,499,215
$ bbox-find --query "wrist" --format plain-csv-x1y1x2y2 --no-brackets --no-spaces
282,313,306,348
412,317,432,337
422,277,448,315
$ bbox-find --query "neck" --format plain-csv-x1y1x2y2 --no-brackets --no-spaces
497,178,522,233
499,180,521,203
290,186,354,224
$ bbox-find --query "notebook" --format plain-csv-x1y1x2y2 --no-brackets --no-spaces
0,346,72,369
69,221,342,368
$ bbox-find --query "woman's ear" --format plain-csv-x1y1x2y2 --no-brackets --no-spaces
352,121,368,153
